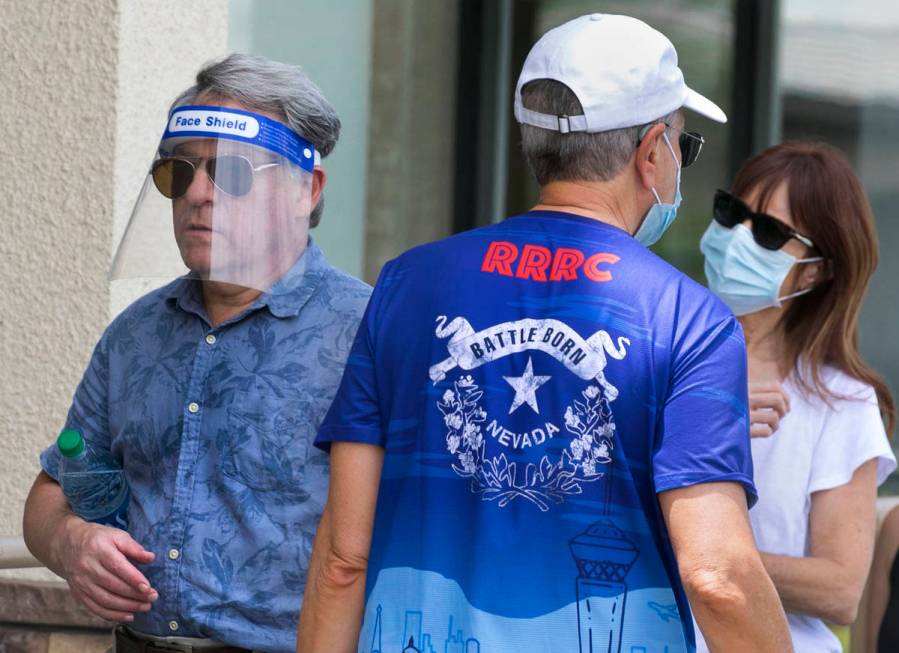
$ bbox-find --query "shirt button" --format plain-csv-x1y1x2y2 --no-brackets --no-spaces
205,334,217,345
168,621,179,632
168,548,180,560
188,402,200,414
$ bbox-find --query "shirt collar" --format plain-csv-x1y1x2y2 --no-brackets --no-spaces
164,239,328,322
261,239,327,319
163,275,205,320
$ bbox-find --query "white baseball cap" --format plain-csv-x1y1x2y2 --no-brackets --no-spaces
514,13,727,134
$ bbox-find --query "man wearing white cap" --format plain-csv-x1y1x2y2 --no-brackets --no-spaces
298,14,791,653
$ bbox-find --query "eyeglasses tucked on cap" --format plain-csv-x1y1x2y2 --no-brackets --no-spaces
637,122,705,168
151,155,281,199
713,189,817,251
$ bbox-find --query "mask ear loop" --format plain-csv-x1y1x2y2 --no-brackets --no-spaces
777,256,825,302
649,132,681,206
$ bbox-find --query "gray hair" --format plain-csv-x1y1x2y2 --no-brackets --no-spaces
170,53,341,228
519,79,677,186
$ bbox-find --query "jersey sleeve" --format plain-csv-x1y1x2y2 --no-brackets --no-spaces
652,314,757,506
39,333,112,481
315,264,391,451
808,377,897,494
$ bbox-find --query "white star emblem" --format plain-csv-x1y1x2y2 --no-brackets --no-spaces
503,356,551,415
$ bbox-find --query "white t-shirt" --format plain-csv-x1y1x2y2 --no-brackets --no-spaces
695,366,896,653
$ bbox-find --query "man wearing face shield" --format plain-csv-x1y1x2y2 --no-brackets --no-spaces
22,54,371,653
300,14,791,653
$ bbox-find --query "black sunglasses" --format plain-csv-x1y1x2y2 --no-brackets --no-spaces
713,189,815,251
151,155,280,199
637,122,704,168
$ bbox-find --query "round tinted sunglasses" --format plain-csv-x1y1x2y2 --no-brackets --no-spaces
637,122,705,168
713,189,816,251
151,155,281,199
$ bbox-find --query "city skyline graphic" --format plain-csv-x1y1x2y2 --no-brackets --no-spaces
361,578,683,653
365,604,481,653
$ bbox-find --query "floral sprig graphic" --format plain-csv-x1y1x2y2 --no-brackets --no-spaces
563,384,615,477
438,375,487,474
437,377,616,512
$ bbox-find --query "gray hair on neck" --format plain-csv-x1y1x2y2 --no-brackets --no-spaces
170,53,341,228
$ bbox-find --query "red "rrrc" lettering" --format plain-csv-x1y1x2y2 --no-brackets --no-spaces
549,248,585,281
584,253,620,282
480,241,619,283
480,241,518,276
516,245,552,281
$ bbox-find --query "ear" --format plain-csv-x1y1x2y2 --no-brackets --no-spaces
799,259,826,289
634,123,667,192
311,166,326,206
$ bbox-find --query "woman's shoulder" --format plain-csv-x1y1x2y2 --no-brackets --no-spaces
791,364,895,492
790,363,878,409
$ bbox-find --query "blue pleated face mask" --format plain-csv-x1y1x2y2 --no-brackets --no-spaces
700,221,823,316
634,132,682,247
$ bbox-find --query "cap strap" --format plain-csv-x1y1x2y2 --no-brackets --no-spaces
517,107,588,134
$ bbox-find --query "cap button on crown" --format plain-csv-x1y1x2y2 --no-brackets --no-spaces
589,13,603,21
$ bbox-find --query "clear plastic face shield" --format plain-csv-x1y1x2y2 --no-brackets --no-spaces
111,105,319,292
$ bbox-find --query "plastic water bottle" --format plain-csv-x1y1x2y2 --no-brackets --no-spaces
57,429,129,529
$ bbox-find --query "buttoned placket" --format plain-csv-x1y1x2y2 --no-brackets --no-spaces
144,247,326,641
159,327,220,630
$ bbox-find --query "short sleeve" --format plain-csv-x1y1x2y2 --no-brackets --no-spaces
808,379,897,494
314,266,390,452
653,315,757,506
40,333,112,481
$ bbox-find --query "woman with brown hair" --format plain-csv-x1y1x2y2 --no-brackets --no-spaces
693,141,896,653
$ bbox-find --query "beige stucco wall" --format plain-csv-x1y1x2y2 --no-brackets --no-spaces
0,0,227,580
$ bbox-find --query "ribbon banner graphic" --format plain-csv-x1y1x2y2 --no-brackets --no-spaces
429,316,630,399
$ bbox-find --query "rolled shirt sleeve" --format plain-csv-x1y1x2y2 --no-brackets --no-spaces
807,376,897,494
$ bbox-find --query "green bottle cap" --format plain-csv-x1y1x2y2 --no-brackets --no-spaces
57,429,85,458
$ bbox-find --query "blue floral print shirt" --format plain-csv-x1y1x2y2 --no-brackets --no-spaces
40,241,371,653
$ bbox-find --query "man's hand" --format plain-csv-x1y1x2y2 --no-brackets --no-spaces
23,471,158,623
748,380,790,438
56,517,158,622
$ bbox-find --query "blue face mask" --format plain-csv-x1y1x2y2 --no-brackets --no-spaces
700,221,823,316
634,132,682,247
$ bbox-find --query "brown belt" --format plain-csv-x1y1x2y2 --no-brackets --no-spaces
114,626,252,653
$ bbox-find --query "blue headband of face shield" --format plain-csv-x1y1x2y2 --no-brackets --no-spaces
160,105,320,170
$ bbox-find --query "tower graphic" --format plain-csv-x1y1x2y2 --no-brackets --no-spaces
570,520,639,653
445,616,480,653
403,611,422,651
420,633,437,653
369,605,383,653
